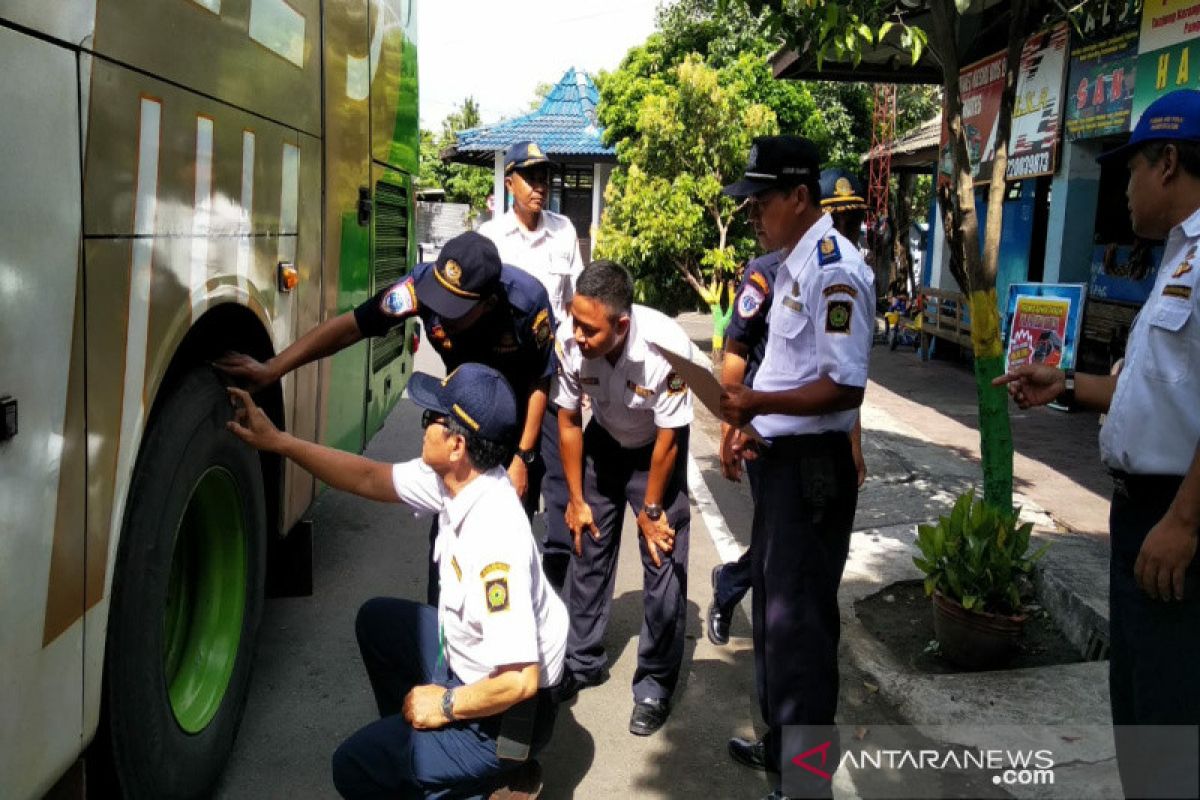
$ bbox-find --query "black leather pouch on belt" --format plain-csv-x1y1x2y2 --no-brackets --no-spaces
496,694,538,762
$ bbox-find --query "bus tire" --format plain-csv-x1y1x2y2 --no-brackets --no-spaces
104,367,266,799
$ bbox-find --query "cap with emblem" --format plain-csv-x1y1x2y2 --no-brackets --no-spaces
819,169,867,212
406,363,518,445
1098,89,1200,165
413,231,502,319
722,135,822,198
504,140,552,174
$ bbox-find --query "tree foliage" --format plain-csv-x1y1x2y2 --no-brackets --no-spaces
418,97,492,218
594,0,877,313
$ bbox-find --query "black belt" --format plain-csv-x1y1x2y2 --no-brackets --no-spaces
758,430,850,450
1109,469,1184,501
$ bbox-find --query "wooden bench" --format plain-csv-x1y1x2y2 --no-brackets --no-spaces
920,286,973,354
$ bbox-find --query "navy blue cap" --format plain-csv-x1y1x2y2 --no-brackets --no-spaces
504,140,552,174
407,363,518,445
413,231,502,319
723,136,822,198
1098,89,1200,165
820,169,867,212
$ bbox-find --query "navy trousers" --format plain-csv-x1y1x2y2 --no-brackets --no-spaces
332,598,556,800
751,432,857,788
426,406,570,606
713,459,763,611
1108,473,1200,799
564,423,690,701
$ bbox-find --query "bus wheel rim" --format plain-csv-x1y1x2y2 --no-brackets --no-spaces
163,466,247,734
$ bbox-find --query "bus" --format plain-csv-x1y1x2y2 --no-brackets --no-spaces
0,1,419,796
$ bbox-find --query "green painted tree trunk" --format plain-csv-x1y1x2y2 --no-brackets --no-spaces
968,290,1014,511
709,302,734,351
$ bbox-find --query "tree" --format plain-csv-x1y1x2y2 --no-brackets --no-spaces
595,55,778,337
732,0,1049,511
418,98,493,218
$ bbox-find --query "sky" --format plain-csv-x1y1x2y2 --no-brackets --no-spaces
417,0,660,130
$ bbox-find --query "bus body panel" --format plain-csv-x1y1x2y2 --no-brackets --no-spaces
0,26,88,800
92,0,321,138
1,0,97,47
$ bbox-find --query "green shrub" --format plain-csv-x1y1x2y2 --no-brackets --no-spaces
912,489,1049,615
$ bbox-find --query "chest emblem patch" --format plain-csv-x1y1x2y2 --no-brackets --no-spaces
1173,261,1194,279
826,300,853,333
532,309,552,348
666,371,687,395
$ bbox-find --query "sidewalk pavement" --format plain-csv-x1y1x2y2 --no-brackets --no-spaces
676,312,1122,798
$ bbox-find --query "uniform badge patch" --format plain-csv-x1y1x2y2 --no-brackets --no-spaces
532,309,552,348
822,282,858,298
451,556,462,582
825,300,853,333
443,259,463,286
666,371,687,395
748,271,771,294
626,380,654,398
782,296,804,313
480,561,510,578
485,578,509,613
380,278,416,317
1163,284,1193,300
737,286,766,318
817,236,842,266
1173,261,1194,279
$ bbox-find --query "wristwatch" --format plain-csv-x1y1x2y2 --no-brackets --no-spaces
642,503,663,521
441,687,457,722
515,448,537,466
1057,369,1076,406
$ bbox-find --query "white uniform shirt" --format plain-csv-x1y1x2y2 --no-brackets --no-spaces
1100,207,1200,476
479,209,583,324
391,460,568,687
554,305,695,448
750,214,875,439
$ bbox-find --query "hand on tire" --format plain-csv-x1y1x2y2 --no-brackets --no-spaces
226,387,284,452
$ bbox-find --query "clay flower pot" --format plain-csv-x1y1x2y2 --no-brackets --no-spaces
932,590,1027,670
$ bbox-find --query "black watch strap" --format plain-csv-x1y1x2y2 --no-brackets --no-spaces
642,503,663,521
516,448,537,465
1057,369,1076,406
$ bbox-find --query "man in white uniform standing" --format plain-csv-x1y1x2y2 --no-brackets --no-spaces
480,140,585,591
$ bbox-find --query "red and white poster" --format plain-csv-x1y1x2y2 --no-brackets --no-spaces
1007,22,1070,180
1005,296,1072,370
939,51,1007,187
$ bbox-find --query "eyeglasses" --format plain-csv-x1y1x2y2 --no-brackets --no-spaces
421,409,447,430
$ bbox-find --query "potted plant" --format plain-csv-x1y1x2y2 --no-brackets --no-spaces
913,489,1049,669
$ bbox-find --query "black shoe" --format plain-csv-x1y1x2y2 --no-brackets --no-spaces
728,736,771,771
628,698,670,736
707,566,733,645
551,668,607,704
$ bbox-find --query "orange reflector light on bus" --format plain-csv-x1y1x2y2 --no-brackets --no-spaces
278,262,298,292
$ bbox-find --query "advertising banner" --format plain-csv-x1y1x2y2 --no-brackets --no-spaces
1008,23,1071,179
1088,241,1165,303
1065,29,1140,138
1003,283,1087,370
939,51,1007,187
1133,0,1200,124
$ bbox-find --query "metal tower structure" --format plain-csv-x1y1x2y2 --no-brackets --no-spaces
866,83,897,231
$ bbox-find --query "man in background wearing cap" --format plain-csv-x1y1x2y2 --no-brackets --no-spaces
227,363,567,800
553,260,694,737
707,168,868,649
479,140,585,590
996,89,1200,798
216,231,561,598
718,136,875,799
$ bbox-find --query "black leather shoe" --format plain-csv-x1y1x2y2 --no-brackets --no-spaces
551,668,607,704
707,566,734,645
728,736,771,771
628,698,669,736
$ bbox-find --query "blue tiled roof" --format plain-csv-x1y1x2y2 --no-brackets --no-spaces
453,68,615,159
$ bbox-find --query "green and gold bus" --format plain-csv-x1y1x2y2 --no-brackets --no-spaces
0,1,419,796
